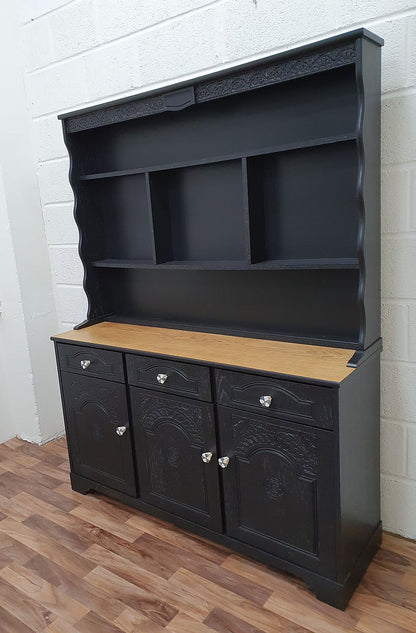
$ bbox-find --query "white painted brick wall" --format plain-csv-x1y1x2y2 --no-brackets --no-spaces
17,0,416,538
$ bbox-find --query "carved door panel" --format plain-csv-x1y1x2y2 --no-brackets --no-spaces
218,407,336,576
130,388,222,531
60,373,137,496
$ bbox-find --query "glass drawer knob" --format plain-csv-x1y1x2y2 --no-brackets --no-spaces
201,451,213,463
80,360,91,370
116,426,127,436
157,373,168,384
259,395,272,408
218,456,230,469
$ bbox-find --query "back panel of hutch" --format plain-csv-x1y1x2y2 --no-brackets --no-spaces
52,29,383,609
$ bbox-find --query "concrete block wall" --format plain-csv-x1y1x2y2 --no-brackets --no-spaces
14,0,416,537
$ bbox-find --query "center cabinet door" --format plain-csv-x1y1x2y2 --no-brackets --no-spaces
218,407,336,577
130,388,222,531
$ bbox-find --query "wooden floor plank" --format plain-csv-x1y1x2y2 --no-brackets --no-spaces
0,576,56,632
136,532,272,605
0,517,94,577
204,606,276,633
0,561,89,625
167,612,218,633
84,565,179,626
85,554,212,621
170,568,313,633
355,613,414,633
0,437,415,633
25,553,125,623
0,603,37,633
126,513,229,565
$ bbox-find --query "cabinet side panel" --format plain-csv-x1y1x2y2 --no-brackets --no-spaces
355,39,381,347
337,352,380,581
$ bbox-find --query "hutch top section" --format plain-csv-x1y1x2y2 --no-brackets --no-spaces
60,28,383,351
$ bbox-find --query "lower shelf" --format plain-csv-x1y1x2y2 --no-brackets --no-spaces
91,257,359,271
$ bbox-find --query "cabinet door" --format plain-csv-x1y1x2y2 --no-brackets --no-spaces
130,388,222,531
218,407,336,576
61,373,137,496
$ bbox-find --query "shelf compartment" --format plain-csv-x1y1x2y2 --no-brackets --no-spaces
246,141,359,263
79,132,357,182
96,267,361,345
83,174,155,262
149,160,248,263
73,65,358,175
250,258,359,270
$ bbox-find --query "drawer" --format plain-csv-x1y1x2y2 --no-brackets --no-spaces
216,369,334,429
126,354,212,401
57,343,124,383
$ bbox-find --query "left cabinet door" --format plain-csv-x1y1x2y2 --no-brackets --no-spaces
130,388,222,531
60,372,137,496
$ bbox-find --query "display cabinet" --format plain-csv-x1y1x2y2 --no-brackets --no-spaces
52,28,383,609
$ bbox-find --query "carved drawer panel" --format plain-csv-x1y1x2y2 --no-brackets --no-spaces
126,354,212,402
215,369,334,429
57,343,124,383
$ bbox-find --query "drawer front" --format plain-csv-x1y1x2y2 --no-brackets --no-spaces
126,354,212,402
57,343,124,383
216,369,334,429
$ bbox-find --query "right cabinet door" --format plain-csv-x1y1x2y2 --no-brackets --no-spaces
218,407,336,576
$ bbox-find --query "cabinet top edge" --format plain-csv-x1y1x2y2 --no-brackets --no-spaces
57,27,383,123
52,321,357,384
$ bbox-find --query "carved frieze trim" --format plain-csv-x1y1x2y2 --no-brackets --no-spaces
66,42,355,133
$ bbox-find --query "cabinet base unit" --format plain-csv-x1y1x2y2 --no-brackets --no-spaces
53,29,382,611
53,322,381,610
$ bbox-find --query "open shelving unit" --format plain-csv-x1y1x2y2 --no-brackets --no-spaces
61,29,382,350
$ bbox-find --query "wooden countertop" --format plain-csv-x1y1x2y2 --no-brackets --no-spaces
53,322,356,383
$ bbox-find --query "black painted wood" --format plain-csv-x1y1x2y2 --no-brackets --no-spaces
215,369,334,429
53,28,383,611
59,31,382,349
130,388,222,530
218,407,336,576
60,373,137,496
57,343,124,382
54,336,382,609
126,354,212,401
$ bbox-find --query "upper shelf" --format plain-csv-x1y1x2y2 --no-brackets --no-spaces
78,133,357,182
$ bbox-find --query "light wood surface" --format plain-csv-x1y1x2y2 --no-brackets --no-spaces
52,322,356,383
0,436,415,633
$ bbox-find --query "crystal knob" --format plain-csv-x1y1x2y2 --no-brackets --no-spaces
259,395,272,408
201,452,213,463
157,373,168,384
80,360,91,370
116,426,127,436
218,456,230,469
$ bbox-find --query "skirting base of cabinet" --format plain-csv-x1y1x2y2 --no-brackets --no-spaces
70,472,381,610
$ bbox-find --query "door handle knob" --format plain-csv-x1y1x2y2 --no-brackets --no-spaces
116,426,127,436
218,456,230,469
157,373,168,384
259,395,272,408
201,451,213,463
80,360,91,370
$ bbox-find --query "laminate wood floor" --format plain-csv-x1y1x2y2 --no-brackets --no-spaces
0,437,415,633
